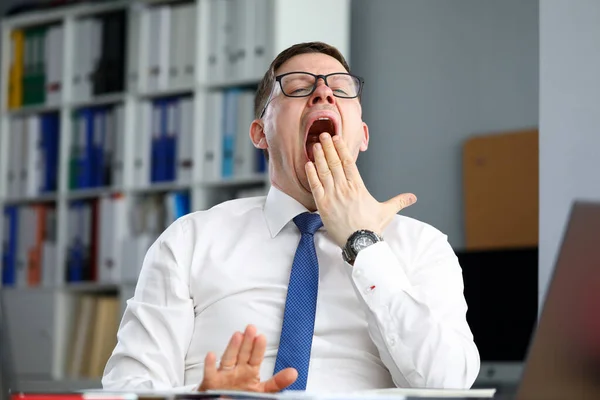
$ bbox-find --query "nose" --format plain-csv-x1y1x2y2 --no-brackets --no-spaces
309,78,336,106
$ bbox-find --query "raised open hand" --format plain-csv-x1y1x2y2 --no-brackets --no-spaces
198,325,297,393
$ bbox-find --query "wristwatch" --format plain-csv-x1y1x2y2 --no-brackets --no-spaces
342,230,384,265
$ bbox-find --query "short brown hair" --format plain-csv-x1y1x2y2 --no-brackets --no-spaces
254,41,351,119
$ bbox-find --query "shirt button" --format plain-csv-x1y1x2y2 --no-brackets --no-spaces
355,269,362,277
389,336,397,346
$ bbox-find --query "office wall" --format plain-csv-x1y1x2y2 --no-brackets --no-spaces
350,0,539,249
538,0,600,304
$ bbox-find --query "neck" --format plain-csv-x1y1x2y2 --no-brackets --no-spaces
270,180,317,213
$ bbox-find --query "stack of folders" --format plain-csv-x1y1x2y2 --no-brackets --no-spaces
206,0,272,84
133,92,267,188
65,195,129,284
6,113,60,199
7,25,64,109
72,10,127,102
134,97,195,187
1,205,57,288
66,295,121,379
62,191,190,286
7,9,126,108
120,192,191,285
203,90,267,182
140,2,196,93
69,106,124,191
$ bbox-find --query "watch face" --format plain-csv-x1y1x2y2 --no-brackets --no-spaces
353,235,375,252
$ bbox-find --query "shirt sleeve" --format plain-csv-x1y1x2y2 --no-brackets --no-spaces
347,225,481,389
102,218,197,391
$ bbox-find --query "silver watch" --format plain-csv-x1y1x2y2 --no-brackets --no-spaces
342,230,383,265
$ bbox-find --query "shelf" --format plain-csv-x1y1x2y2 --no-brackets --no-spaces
71,0,130,19
1,282,122,292
201,173,268,187
6,93,126,115
132,181,192,194
0,0,350,383
205,78,261,90
3,192,59,205
66,187,125,200
5,103,61,117
70,93,126,109
138,86,195,100
3,1,129,30
3,11,64,30
2,179,267,204
62,282,121,293
0,285,56,293
141,0,191,7
131,175,267,193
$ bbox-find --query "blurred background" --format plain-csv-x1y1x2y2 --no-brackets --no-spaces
0,0,598,396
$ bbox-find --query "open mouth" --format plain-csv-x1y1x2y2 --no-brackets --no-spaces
305,118,337,162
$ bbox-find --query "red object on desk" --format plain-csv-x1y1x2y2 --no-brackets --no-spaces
12,395,135,400
12,395,84,400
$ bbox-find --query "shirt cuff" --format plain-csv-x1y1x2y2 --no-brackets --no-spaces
347,241,413,307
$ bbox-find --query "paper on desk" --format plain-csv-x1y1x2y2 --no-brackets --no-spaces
201,387,496,399
358,388,496,398
201,390,401,400
81,387,496,400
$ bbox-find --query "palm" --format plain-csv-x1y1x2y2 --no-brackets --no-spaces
198,325,297,393
200,362,261,391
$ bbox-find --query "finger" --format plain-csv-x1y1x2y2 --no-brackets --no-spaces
313,142,334,191
319,132,346,186
261,368,298,393
332,134,362,185
219,331,243,369
202,351,218,388
384,193,417,215
237,324,257,364
248,334,266,366
305,162,325,200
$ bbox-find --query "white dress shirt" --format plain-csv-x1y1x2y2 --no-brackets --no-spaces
102,186,480,392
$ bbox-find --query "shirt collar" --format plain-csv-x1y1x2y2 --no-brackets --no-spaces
263,185,319,238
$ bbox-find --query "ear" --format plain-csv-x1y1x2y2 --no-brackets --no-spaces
250,119,268,150
360,121,369,151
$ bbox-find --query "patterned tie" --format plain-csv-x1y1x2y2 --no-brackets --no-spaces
273,212,323,391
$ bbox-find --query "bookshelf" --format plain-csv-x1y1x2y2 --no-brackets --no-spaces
0,0,350,391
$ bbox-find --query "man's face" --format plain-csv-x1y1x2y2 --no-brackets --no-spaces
252,53,369,201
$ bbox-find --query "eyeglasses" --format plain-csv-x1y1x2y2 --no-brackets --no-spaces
259,71,364,118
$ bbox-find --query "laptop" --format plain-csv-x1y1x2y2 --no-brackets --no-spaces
513,200,600,399
0,290,17,400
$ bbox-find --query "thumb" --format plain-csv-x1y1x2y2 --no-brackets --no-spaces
384,193,417,215
261,368,298,393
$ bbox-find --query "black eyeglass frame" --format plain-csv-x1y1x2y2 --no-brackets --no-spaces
259,71,365,118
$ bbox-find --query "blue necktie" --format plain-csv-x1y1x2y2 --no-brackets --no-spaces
273,212,323,391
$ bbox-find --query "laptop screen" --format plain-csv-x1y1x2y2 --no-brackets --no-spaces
517,201,600,399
